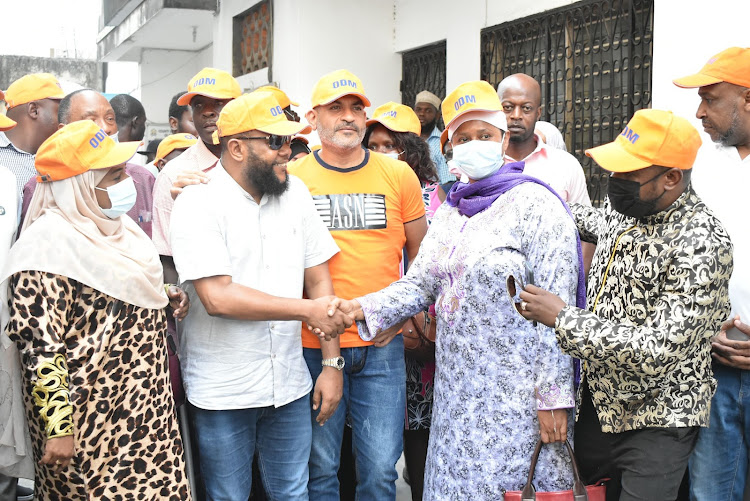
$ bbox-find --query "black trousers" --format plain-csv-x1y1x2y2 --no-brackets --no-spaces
574,382,698,501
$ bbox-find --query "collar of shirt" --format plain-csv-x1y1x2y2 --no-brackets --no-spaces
504,133,546,163
428,125,443,140
211,161,270,207
0,131,32,155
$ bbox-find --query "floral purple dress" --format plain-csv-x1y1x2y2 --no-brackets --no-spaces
358,183,579,499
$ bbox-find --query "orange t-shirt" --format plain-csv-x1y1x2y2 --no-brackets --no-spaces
288,149,425,348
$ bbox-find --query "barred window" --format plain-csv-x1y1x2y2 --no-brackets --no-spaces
233,1,272,78
481,0,654,205
401,41,447,124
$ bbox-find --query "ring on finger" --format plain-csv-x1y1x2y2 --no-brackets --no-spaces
55,459,61,465
520,300,528,312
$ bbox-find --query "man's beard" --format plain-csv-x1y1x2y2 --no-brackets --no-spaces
420,119,437,135
318,122,365,149
717,105,744,148
243,157,289,196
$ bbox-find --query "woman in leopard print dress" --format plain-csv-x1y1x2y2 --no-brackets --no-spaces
2,122,191,500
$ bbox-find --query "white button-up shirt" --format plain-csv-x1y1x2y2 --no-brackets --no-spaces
171,163,339,410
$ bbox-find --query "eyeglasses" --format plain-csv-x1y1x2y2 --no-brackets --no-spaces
234,134,292,150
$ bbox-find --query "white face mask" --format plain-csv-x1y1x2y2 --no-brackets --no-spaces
450,140,505,181
383,151,403,160
95,177,137,219
109,132,120,143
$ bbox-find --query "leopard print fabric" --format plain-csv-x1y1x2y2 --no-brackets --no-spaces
555,187,733,433
6,270,191,500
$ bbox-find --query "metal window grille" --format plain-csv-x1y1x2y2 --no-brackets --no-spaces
481,0,654,205
401,41,447,124
233,1,272,78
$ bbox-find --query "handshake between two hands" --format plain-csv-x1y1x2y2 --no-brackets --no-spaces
306,296,363,341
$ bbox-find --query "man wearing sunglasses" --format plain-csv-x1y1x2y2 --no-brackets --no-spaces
170,92,350,500
288,69,428,501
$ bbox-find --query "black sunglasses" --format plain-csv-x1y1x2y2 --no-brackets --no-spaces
235,134,292,150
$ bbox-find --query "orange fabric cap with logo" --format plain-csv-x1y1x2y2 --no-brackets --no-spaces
254,86,299,108
35,120,140,182
0,90,17,131
4,73,66,109
311,69,371,108
366,102,421,135
156,133,198,161
673,47,750,89
177,68,242,106
441,80,502,129
213,92,312,144
585,109,701,173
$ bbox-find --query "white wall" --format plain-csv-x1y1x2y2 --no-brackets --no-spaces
137,45,212,123
652,0,750,136
214,0,401,116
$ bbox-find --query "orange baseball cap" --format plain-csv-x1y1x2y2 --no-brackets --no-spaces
4,73,66,109
441,81,502,129
366,102,421,135
156,133,198,161
673,47,750,88
177,68,242,106
585,109,701,173
0,91,17,131
311,69,371,108
35,120,140,182
254,86,299,108
213,92,312,144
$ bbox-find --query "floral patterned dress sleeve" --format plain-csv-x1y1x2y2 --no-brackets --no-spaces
7,270,74,440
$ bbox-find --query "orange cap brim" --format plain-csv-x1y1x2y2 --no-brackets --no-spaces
673,73,724,89
178,91,237,106
256,121,312,137
90,141,141,170
0,114,17,131
585,141,652,173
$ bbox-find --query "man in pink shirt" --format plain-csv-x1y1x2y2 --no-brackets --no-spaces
151,68,241,283
497,73,591,205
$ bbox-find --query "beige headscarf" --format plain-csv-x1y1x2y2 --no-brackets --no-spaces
2,169,168,309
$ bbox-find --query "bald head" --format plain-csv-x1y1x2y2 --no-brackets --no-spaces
58,89,118,136
497,73,541,107
497,73,543,155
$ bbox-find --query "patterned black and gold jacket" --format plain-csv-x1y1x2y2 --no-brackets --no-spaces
555,186,733,433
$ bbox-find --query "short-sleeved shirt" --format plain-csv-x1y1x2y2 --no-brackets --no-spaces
170,163,339,410
288,149,426,349
152,139,218,256
505,135,591,205
0,131,35,203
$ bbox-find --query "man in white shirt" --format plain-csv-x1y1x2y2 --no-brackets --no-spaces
170,91,350,501
674,46,750,500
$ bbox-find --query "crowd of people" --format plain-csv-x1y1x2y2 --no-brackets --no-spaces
0,45,747,501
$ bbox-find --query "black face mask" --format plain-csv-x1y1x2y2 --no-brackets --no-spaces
607,170,668,218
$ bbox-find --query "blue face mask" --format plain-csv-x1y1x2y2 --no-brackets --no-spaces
450,140,505,181
95,177,137,219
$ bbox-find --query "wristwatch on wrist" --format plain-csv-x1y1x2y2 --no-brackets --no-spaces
322,356,345,370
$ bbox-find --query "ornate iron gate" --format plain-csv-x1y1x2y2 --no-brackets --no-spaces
401,41,447,117
481,0,654,205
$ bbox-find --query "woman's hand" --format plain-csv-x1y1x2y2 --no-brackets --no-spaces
538,409,568,443
167,285,190,321
40,435,75,472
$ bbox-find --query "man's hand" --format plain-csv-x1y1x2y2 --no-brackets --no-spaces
712,316,750,369
171,170,209,200
312,367,343,426
538,409,567,443
326,299,402,347
306,296,352,339
518,284,567,328
40,435,74,473
166,285,190,321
